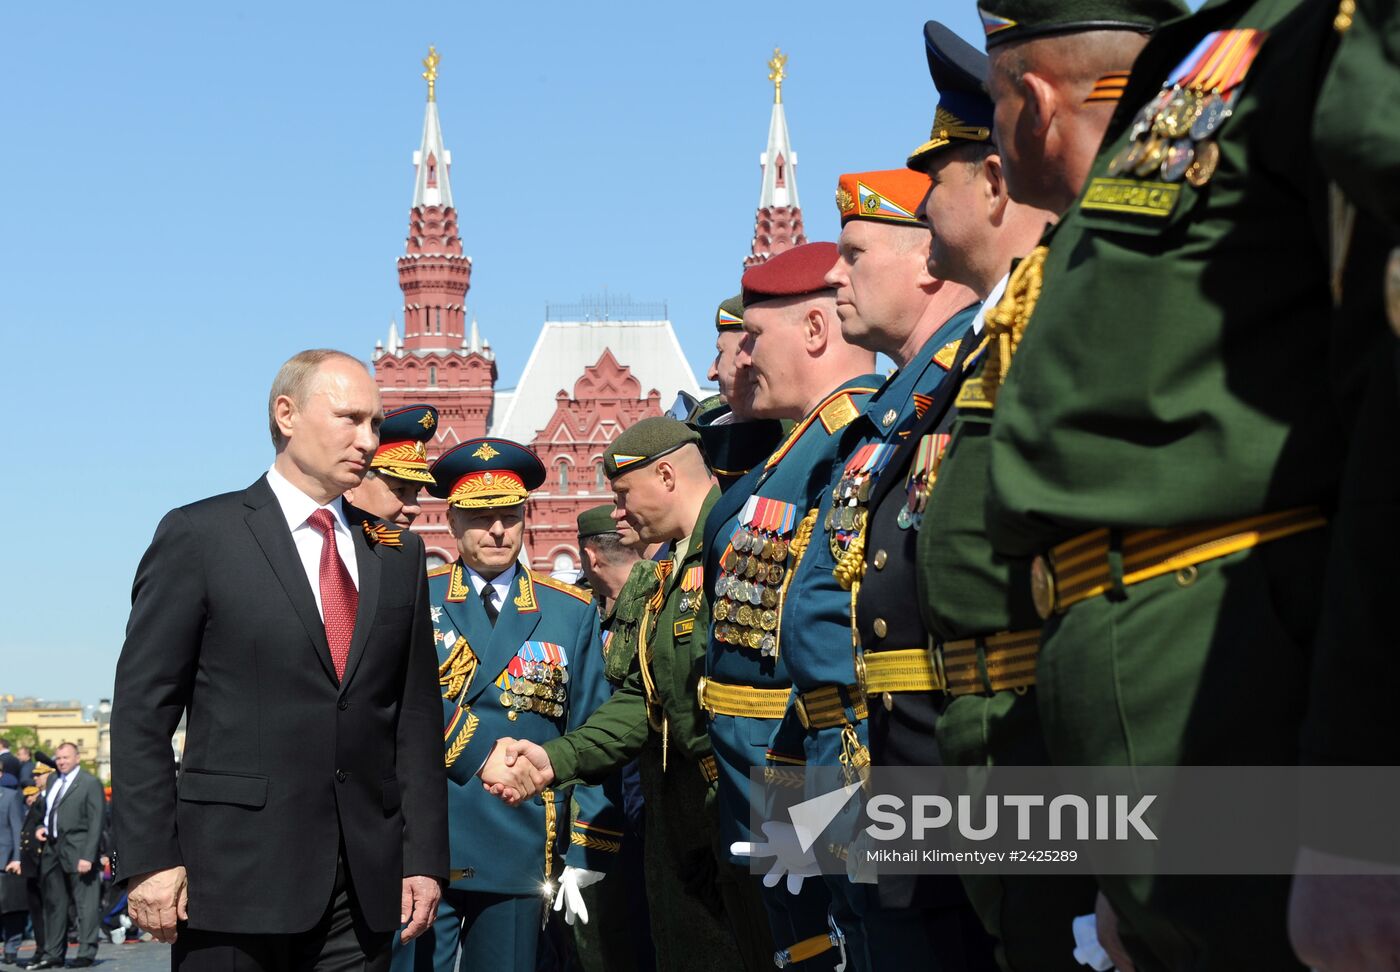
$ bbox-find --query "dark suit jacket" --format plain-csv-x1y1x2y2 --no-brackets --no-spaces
0,786,23,868
111,475,449,935
40,771,104,873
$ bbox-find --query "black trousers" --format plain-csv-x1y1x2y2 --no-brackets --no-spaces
173,855,391,972
38,856,100,962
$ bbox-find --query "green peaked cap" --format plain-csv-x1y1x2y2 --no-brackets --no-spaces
604,416,701,479
977,0,1187,49
577,503,619,539
715,294,745,332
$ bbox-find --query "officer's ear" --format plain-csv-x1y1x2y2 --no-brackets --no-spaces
1020,71,1058,138
655,459,677,493
983,153,1012,222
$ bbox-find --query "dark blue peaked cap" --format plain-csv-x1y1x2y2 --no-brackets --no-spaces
907,21,995,171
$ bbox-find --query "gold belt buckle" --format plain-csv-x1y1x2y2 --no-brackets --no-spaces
696,675,712,716
1030,554,1057,620
930,636,947,692
853,652,869,698
794,694,812,730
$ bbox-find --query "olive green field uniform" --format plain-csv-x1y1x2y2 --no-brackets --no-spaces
983,0,1386,967
544,488,773,972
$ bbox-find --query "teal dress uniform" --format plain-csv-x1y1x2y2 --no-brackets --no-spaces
772,310,977,971
701,376,880,970
395,562,619,972
982,0,1380,966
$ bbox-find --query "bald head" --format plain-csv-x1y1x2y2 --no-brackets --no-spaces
738,292,876,420
988,30,1152,214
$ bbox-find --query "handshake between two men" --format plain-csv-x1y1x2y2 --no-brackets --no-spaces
478,737,557,805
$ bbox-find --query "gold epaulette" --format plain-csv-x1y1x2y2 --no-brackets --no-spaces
933,338,962,370
818,392,862,434
426,564,453,578
531,571,593,604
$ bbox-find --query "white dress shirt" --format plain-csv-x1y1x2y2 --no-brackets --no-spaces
970,271,1011,337
266,464,360,621
464,563,517,615
45,770,77,837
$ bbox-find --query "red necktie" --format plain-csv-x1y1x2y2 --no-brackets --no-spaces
308,508,358,681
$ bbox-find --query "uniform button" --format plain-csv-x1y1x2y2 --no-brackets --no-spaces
873,618,888,638
335,770,347,783
873,550,888,570
338,699,349,711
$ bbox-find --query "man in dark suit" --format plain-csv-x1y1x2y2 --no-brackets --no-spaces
0,745,18,784
28,744,105,969
111,349,449,972
0,773,26,965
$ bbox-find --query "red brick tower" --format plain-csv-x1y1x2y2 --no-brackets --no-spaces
373,47,496,566
745,48,807,268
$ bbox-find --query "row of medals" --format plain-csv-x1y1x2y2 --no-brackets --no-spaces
500,662,568,719
1106,84,1235,187
712,527,789,655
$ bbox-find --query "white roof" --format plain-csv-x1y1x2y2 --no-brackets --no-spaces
491,320,701,443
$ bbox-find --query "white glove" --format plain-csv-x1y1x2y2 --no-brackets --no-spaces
731,820,821,895
552,866,604,925
1071,913,1115,971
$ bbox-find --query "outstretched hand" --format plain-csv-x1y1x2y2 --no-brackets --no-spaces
478,738,555,805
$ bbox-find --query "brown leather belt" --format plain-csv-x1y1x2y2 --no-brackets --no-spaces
1031,507,1326,619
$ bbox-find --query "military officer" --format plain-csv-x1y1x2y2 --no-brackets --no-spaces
1289,2,1400,966
490,418,775,971
343,403,438,527
391,438,622,972
693,295,788,492
567,504,654,972
702,243,881,970
912,8,1183,967
767,165,986,970
979,0,1379,966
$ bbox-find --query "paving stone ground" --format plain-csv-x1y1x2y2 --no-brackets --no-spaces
10,938,171,971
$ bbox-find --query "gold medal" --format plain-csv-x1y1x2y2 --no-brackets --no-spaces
1156,88,1200,139
1184,140,1219,187
737,605,754,627
1106,141,1138,177
761,587,779,609
745,630,763,650
760,610,778,632
1134,136,1168,178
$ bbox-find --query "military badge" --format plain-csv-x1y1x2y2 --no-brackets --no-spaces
713,496,798,658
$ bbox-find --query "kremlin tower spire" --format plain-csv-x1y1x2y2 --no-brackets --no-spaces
745,47,807,268
373,47,497,567
398,45,472,351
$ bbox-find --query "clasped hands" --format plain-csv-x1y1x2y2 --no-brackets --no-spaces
478,737,555,805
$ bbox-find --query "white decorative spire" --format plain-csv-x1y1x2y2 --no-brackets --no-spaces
411,46,454,209
469,317,481,352
388,318,401,354
758,48,799,210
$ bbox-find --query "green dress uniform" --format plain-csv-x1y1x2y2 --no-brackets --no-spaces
393,440,624,972
543,420,774,972
701,375,879,971
1300,0,1400,821
980,0,1381,966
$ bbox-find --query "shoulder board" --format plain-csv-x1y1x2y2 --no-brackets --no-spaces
530,571,593,604
954,375,995,411
819,392,863,434
426,564,453,578
933,338,962,371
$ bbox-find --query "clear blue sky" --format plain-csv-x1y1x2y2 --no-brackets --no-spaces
0,1,992,702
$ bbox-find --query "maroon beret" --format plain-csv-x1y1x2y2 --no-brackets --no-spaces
742,242,840,308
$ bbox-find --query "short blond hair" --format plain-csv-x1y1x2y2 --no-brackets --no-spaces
267,349,366,447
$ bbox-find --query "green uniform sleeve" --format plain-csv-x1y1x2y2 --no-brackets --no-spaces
544,668,651,788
